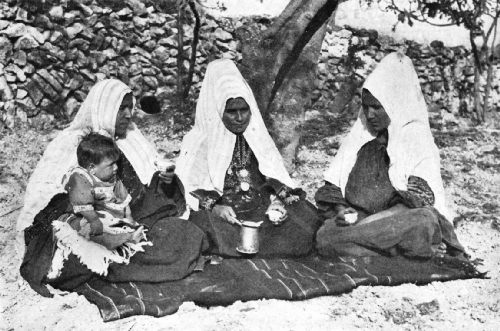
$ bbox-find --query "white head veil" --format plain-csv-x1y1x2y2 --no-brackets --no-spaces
324,52,451,220
176,59,296,210
17,79,159,234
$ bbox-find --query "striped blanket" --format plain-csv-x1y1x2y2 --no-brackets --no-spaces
75,255,483,321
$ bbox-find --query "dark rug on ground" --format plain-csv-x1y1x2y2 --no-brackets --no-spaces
75,255,485,322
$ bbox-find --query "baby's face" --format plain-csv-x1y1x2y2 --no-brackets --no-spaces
92,156,118,182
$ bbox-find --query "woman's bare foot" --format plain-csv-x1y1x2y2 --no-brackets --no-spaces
432,242,447,257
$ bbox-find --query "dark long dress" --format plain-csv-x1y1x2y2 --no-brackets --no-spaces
314,131,464,258
189,136,320,258
20,153,208,297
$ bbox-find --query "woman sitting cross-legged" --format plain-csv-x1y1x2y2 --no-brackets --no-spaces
177,59,320,258
315,52,466,259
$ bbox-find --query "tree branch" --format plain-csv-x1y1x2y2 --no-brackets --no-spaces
266,0,339,110
490,3,499,52
176,0,185,102
183,0,201,100
388,0,457,27
470,29,483,71
484,8,500,42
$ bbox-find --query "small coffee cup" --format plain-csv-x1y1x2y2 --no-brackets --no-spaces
344,212,358,225
267,209,286,226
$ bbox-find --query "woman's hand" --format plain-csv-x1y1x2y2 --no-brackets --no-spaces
277,186,300,205
93,232,134,250
212,204,241,225
158,165,176,184
333,206,357,226
129,226,146,243
93,226,146,249
266,196,288,225
283,195,300,205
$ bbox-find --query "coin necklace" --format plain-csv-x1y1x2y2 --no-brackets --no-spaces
235,135,251,191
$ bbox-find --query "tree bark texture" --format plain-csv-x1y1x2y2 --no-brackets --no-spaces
176,2,185,105
483,61,493,121
183,0,201,100
237,0,339,168
269,23,329,171
473,66,484,122
484,16,498,121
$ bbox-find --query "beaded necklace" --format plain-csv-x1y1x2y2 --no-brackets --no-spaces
235,135,251,167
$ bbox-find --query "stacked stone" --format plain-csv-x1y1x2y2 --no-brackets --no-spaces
0,0,240,127
316,25,499,116
0,0,495,128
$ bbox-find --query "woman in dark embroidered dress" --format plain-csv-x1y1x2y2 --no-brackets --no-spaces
17,79,207,297
315,53,465,258
177,59,320,257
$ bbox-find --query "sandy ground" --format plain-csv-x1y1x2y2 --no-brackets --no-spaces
1,111,499,330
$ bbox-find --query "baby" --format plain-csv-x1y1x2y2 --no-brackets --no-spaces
63,133,142,241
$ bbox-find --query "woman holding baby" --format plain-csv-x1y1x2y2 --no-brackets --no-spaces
19,54,466,301
18,79,208,296
18,63,321,298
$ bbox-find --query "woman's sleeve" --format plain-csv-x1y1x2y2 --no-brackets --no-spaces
314,181,348,219
391,176,435,208
262,177,306,200
114,180,131,202
190,189,221,210
118,154,187,220
129,171,187,221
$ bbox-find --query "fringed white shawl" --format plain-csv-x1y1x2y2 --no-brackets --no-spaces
17,79,159,238
47,220,151,278
176,59,296,210
324,52,451,220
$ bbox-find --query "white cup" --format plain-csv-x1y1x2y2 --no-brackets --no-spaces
344,212,358,225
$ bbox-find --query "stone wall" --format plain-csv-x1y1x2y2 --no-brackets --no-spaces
0,0,497,128
0,0,246,128
314,26,500,121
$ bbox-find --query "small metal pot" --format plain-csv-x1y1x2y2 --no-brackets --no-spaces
236,221,262,255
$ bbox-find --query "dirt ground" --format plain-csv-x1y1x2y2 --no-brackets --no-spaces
1,110,499,330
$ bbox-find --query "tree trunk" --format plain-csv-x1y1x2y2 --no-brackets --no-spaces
269,22,330,171
469,31,484,123
183,0,200,100
237,0,339,167
483,61,493,121
473,66,484,122
484,15,498,123
176,2,185,107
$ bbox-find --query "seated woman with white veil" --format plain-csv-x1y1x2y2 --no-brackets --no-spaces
18,79,207,297
177,59,320,257
315,52,466,258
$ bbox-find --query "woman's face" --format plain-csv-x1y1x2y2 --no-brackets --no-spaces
115,93,134,138
362,89,390,134
222,97,251,134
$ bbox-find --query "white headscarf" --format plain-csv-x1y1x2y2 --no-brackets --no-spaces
324,52,451,220
17,79,159,234
176,59,296,210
